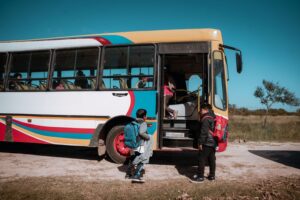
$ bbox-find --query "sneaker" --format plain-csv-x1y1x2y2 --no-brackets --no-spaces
207,176,215,181
190,175,205,183
131,175,145,183
125,174,132,179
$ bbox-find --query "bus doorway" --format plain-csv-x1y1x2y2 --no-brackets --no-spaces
159,53,208,148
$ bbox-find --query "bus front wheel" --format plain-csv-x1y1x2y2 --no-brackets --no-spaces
106,125,131,163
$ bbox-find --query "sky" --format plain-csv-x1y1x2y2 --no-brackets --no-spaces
0,0,299,111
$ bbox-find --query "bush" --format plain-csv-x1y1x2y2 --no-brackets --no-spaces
229,115,300,142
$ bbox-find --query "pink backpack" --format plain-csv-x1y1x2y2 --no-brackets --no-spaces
201,115,228,152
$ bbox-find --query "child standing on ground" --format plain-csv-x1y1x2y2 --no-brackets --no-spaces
125,108,153,183
192,103,217,183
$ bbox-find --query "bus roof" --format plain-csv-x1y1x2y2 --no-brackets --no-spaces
0,29,223,52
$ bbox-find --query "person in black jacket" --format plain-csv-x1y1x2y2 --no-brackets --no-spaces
192,103,216,183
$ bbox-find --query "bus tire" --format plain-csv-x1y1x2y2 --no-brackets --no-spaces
106,125,130,164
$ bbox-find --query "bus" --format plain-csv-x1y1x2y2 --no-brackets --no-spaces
0,29,242,163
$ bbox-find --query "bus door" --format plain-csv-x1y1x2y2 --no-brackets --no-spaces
157,42,209,148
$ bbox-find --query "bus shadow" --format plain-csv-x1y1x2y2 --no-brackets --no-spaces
117,150,199,179
150,150,198,179
249,150,300,169
0,142,101,161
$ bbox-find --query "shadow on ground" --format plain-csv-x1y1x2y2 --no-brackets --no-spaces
0,142,101,161
249,150,300,169
151,150,199,179
0,142,202,179
117,150,199,178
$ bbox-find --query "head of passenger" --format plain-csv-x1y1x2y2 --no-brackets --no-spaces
200,103,212,116
136,108,147,121
76,70,85,77
141,76,148,83
14,73,22,79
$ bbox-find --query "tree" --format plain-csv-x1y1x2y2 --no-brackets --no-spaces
254,80,300,127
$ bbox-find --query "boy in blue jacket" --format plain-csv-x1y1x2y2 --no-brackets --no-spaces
125,109,153,183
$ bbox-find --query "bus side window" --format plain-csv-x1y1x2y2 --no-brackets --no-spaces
52,48,99,90
103,47,128,89
7,51,50,91
102,45,154,90
129,46,154,89
0,53,7,91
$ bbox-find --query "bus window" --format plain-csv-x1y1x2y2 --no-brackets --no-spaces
187,74,202,93
103,45,154,90
52,48,99,90
0,53,7,91
129,46,154,89
213,51,227,110
30,51,50,90
103,47,128,89
8,51,50,91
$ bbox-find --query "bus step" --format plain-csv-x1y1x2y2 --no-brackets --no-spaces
163,119,187,128
163,127,189,132
164,131,186,138
162,137,194,147
163,128,189,138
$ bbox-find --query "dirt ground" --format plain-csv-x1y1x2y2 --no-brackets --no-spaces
0,142,299,199
0,142,299,181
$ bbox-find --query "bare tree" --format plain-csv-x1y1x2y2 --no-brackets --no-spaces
254,80,299,127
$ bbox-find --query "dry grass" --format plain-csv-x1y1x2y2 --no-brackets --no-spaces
229,115,300,142
0,176,299,200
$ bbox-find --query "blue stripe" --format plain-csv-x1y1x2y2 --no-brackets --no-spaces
131,91,157,135
13,122,93,140
101,35,133,45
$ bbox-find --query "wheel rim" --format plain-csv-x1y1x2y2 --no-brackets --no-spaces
113,131,130,157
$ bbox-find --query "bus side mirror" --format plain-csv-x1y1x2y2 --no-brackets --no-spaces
236,52,243,73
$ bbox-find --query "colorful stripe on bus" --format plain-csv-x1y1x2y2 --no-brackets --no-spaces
11,119,94,146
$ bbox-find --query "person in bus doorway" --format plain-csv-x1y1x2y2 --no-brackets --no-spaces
125,109,153,183
192,103,217,183
164,74,177,119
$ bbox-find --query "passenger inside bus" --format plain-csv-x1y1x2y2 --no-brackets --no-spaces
74,70,89,89
9,73,23,90
135,74,148,88
55,80,65,90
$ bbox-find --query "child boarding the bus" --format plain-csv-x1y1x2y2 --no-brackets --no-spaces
124,108,153,183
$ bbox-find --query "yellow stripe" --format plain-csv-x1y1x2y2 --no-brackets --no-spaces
108,29,223,44
2,29,222,44
13,125,90,146
152,131,158,150
146,119,157,123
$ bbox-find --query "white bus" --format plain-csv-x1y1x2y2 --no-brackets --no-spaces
0,29,242,163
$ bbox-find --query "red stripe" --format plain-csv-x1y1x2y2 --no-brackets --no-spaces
13,119,94,134
12,129,49,144
0,123,5,141
126,91,135,116
93,37,111,45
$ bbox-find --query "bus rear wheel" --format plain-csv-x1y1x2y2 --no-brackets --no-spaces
106,125,131,163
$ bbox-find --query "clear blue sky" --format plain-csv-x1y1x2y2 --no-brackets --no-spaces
1,0,299,111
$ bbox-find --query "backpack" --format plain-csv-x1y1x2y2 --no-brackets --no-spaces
124,121,141,149
201,115,227,143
